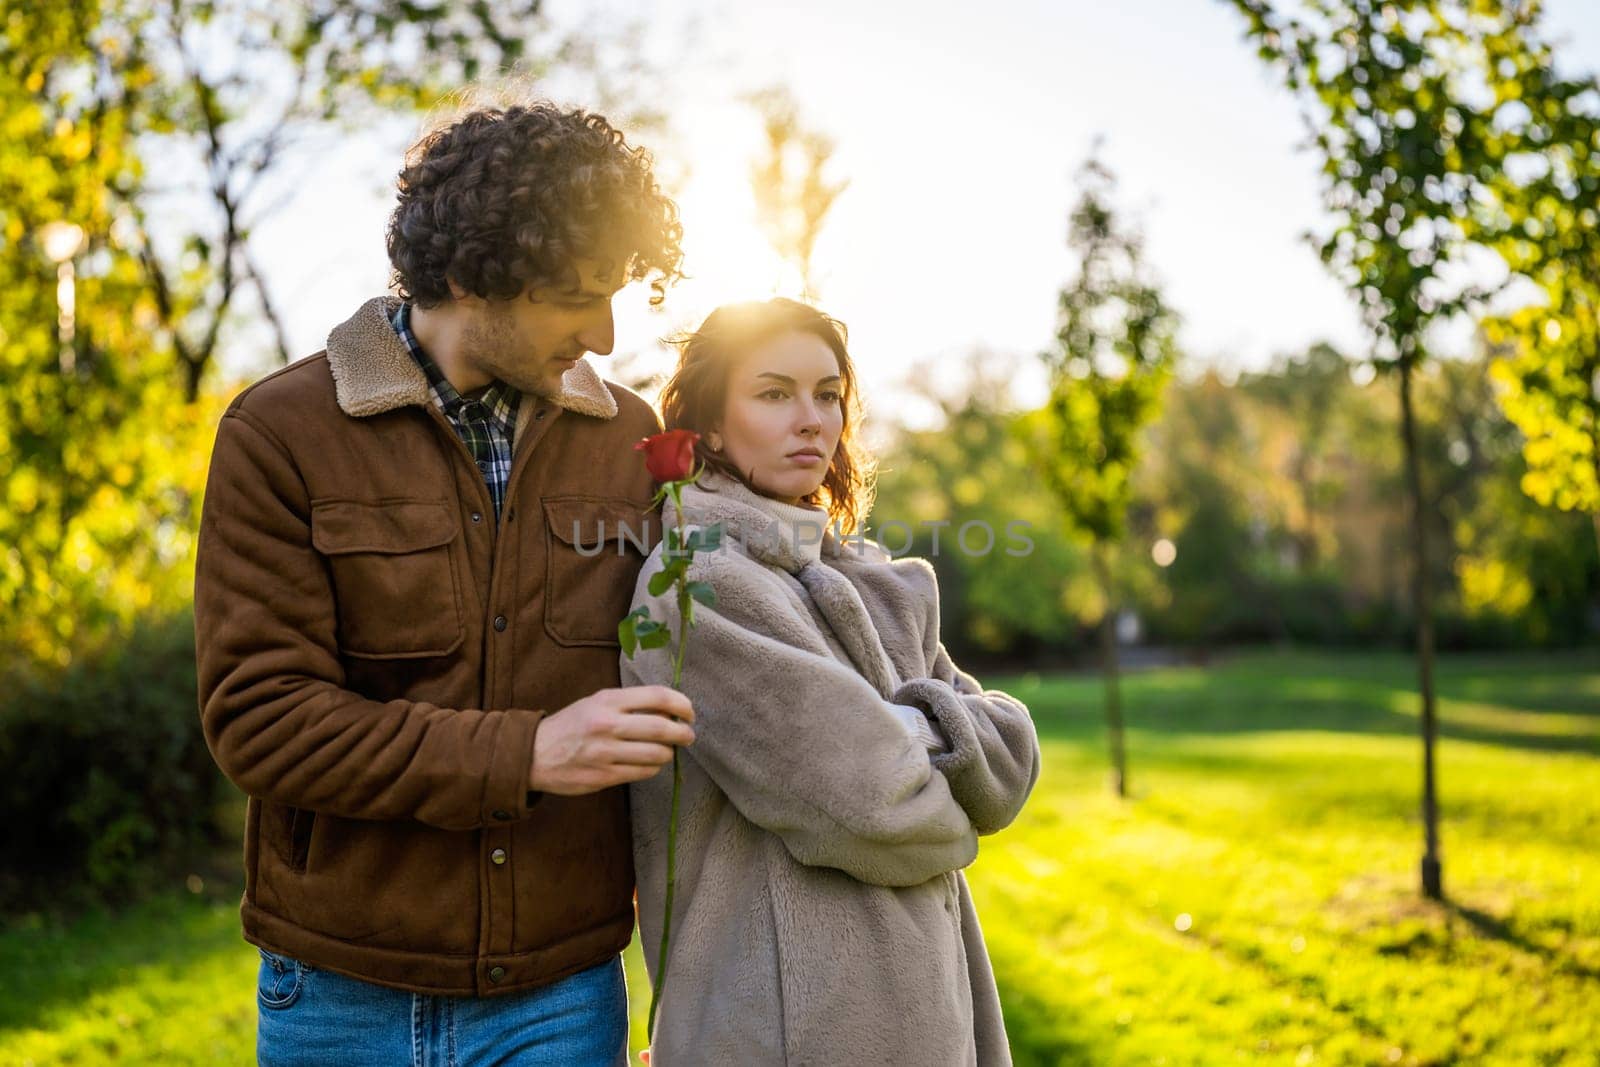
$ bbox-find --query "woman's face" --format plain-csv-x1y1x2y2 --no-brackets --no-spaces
716,329,846,505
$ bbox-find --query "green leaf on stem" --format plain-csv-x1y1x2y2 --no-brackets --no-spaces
648,558,689,596
685,524,724,554
618,606,652,659
686,581,716,607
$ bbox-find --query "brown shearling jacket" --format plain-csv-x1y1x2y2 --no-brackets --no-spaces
194,296,660,996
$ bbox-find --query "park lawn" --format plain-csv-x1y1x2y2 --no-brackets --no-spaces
1,649,1595,1065
977,649,1600,1066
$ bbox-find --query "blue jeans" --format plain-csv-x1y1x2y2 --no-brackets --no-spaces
256,949,628,1067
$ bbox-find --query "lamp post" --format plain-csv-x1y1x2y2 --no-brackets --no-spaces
40,221,85,374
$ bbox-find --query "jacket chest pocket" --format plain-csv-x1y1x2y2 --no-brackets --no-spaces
543,496,656,647
311,498,465,659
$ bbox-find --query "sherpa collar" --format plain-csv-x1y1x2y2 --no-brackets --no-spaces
324,296,619,421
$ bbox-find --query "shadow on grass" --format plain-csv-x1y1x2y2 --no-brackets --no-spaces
1446,903,1600,984
989,958,1101,1067
1007,651,1600,757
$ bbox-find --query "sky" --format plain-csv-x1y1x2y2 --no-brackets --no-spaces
239,0,1600,432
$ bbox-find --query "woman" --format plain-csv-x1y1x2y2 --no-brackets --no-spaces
621,298,1040,1065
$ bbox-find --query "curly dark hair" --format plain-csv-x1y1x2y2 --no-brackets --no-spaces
386,102,683,307
659,298,877,535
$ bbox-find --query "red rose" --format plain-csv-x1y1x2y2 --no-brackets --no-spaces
633,429,701,482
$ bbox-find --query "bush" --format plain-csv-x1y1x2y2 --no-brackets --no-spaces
0,612,235,915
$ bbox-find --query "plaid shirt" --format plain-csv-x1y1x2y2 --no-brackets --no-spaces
391,302,521,519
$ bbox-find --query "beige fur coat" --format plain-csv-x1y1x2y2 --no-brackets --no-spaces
621,471,1041,1066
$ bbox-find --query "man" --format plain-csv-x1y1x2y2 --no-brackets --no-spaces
194,102,695,1066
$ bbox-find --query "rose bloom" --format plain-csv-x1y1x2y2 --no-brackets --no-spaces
634,429,700,482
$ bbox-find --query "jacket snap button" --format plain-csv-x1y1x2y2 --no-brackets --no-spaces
491,810,512,821
491,848,507,866
535,409,547,420
488,966,505,983
493,615,507,632
471,512,482,524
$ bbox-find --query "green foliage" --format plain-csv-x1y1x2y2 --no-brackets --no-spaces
1488,307,1600,517
1021,154,1178,549
618,605,669,657
1471,12,1600,529
648,560,687,597
1451,451,1599,644
1222,0,1545,892
884,340,1594,657
1135,346,1596,649
1470,7,1600,530
685,525,723,553
0,0,633,670
618,518,724,658
1225,0,1517,368
0,3,223,669
0,613,235,915
873,352,1090,661
13,0,558,396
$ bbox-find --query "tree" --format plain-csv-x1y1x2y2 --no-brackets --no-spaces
1472,11,1600,562
33,0,654,400
1223,0,1527,901
746,85,848,302
0,1,218,669
0,1,650,667
1239,343,1353,573
873,350,1090,666
1019,153,1180,798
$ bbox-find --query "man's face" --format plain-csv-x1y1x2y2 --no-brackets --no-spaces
460,257,626,398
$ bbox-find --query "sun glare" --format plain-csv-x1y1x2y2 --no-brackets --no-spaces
611,106,820,389
671,114,801,311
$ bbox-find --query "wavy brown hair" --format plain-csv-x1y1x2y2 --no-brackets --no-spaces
387,102,683,307
660,299,876,534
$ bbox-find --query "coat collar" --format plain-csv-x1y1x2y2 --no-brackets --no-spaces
324,296,619,421
670,470,903,696
669,469,838,574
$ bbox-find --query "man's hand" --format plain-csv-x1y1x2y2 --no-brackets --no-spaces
529,686,696,795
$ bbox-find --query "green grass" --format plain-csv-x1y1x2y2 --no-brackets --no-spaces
3,649,1596,1065
0,889,256,1065
976,649,1600,1067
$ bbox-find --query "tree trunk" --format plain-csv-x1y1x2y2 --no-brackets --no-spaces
1590,436,1600,568
183,354,204,404
1398,361,1444,901
1295,450,1320,572
1092,541,1128,799
1591,508,1600,576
